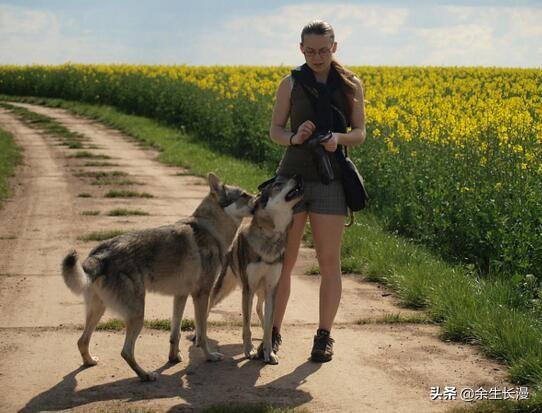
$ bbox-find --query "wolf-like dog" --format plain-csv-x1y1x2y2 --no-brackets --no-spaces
61,173,253,381
209,175,304,364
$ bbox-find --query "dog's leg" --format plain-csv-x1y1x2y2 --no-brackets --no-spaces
263,286,279,365
169,295,188,363
121,313,157,381
193,292,223,361
78,290,105,366
242,286,257,359
255,289,265,328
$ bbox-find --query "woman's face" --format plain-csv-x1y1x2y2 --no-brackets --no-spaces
300,33,337,74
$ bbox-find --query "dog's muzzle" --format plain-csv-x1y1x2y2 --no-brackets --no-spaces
285,174,304,201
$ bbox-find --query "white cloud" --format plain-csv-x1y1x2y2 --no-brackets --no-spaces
0,2,540,67
0,4,133,64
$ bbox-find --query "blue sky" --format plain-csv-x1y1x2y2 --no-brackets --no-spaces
1,0,541,67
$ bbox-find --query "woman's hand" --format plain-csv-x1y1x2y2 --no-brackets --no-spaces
321,132,339,152
292,120,316,145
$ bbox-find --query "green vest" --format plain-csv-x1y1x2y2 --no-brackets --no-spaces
275,75,349,181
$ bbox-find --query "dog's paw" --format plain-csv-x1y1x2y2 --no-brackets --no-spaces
245,348,258,360
264,352,279,365
207,351,224,361
141,371,159,382
83,356,99,367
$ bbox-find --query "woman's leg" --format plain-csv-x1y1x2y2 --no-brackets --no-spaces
272,210,308,332
308,212,345,331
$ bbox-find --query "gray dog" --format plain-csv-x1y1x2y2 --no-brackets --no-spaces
209,175,304,364
61,173,253,381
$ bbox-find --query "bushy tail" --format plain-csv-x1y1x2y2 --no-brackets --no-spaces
61,249,88,295
209,261,239,309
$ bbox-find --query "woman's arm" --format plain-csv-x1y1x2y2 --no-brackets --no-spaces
269,76,294,146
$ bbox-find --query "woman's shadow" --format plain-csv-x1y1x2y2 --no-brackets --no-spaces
20,336,321,412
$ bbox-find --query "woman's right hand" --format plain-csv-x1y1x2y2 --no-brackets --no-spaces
292,120,316,145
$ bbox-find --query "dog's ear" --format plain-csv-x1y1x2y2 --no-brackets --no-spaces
207,172,222,195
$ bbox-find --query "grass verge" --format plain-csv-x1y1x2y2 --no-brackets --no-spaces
1,95,540,410
0,126,23,209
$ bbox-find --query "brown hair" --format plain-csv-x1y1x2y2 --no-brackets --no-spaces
301,19,358,121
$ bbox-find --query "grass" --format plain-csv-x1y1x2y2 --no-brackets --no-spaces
1,95,540,409
96,318,195,331
107,208,149,216
80,210,100,216
91,178,141,186
83,161,119,167
77,192,92,198
0,127,23,209
104,189,153,198
74,170,128,178
77,229,128,242
69,150,111,159
0,101,89,148
355,312,431,325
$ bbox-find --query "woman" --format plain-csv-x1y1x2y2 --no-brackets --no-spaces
268,19,366,362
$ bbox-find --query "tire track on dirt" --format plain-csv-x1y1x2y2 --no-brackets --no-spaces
0,102,513,413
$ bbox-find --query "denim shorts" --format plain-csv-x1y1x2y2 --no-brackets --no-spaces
277,175,348,216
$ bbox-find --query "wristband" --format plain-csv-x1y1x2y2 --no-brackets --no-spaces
289,132,297,146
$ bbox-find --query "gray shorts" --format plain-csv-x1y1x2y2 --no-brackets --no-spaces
277,175,348,216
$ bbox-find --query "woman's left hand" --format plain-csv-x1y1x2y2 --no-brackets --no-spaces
321,132,339,152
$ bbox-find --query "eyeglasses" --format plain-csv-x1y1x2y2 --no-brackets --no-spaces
302,46,333,58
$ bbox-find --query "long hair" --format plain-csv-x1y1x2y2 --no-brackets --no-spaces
301,20,359,121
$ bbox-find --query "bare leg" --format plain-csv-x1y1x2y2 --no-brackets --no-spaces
242,286,256,359
169,295,188,363
78,290,105,366
272,211,307,332
121,313,157,381
309,212,345,331
193,292,223,361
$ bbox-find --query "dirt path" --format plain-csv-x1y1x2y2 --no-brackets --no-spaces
0,102,511,413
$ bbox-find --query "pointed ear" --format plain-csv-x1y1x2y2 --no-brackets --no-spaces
207,172,222,195
248,196,258,213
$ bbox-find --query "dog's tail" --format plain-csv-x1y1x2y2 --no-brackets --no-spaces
61,249,89,295
209,259,238,309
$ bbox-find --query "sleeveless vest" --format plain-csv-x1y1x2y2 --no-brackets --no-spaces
275,67,350,181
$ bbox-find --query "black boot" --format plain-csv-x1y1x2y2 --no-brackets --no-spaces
310,328,334,362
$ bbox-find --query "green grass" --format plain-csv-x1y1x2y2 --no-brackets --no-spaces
80,210,100,216
1,95,540,408
74,170,128,178
83,161,119,167
0,101,89,148
0,127,23,209
77,229,128,241
107,208,149,216
91,178,141,186
355,312,431,325
77,192,92,198
104,189,153,198
96,318,195,331
68,150,111,159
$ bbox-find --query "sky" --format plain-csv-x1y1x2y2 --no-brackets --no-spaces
0,0,541,68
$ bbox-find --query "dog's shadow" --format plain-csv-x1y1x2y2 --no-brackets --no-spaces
20,337,320,412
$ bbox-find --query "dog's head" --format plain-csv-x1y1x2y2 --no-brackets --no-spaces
250,175,304,230
207,172,254,222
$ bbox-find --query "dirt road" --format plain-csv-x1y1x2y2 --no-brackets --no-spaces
0,102,511,412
